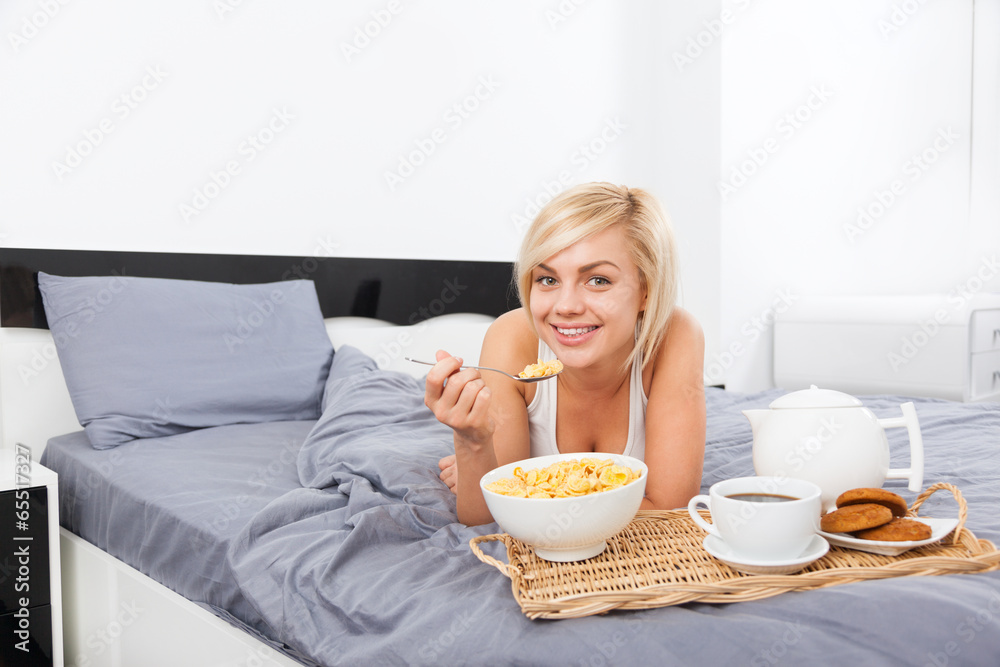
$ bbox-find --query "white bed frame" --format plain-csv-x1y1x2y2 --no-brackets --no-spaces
0,314,494,667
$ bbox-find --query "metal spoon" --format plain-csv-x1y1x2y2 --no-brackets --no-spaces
404,357,562,383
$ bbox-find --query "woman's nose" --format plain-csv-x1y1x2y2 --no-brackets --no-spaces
553,285,584,316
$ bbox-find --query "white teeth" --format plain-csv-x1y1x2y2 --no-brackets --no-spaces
556,326,597,336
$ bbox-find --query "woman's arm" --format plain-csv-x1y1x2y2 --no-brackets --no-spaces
425,310,534,525
640,307,707,510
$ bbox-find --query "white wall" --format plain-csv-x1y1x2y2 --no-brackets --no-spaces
652,0,722,378
4,1,996,392
0,0,722,362
0,1,620,259
717,0,999,391
970,0,1000,270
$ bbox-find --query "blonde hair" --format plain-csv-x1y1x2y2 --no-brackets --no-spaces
514,182,679,371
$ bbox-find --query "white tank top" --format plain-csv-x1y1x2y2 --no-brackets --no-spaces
526,340,647,460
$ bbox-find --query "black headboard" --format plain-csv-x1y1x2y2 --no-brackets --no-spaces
0,248,518,329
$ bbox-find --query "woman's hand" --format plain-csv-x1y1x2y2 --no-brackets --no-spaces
423,313,536,526
438,454,458,494
424,349,501,524
423,349,495,447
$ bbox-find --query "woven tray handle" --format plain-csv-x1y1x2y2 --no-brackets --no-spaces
470,534,515,578
907,482,967,545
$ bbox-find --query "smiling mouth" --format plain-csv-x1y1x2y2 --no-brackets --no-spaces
554,325,599,337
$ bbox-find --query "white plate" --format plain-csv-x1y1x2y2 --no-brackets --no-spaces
818,517,959,556
703,534,830,576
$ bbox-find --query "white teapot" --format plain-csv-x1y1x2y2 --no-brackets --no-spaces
743,386,924,512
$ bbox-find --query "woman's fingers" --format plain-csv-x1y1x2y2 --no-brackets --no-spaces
423,353,463,407
469,384,493,426
449,374,486,417
423,351,493,440
436,370,486,424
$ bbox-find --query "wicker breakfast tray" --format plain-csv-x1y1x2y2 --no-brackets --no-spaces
470,482,1000,619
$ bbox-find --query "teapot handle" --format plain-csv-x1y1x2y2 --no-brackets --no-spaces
877,402,925,492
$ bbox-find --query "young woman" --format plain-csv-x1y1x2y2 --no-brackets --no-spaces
423,183,706,526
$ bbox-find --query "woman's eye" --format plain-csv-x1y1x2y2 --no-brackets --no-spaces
535,276,557,287
587,276,611,287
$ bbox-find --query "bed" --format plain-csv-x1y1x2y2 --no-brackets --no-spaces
1,249,999,667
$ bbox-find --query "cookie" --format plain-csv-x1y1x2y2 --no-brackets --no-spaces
836,488,908,518
853,517,933,542
820,503,893,533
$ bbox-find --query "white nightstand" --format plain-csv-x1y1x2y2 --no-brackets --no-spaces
0,449,63,666
774,294,1000,402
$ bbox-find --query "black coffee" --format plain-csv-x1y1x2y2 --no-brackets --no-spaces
726,493,798,503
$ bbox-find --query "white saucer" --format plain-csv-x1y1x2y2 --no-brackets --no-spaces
703,534,830,576
819,517,959,556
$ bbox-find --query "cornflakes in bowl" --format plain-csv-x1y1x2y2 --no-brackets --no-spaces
480,452,647,562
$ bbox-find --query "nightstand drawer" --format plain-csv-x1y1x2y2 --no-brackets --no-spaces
971,309,1000,353
971,350,1000,399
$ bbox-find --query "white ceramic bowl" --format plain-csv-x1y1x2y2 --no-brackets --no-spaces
480,452,648,562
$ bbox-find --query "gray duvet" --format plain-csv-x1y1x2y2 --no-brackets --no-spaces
226,347,1000,667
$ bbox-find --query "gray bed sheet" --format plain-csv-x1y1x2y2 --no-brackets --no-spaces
42,345,1000,667
40,419,319,638
226,347,1000,667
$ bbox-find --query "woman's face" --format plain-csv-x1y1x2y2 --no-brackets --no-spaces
529,225,647,371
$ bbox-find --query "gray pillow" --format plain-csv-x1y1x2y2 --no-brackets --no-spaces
38,272,334,449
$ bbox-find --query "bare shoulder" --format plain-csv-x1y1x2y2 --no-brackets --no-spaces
666,307,704,347
647,307,705,386
481,308,538,371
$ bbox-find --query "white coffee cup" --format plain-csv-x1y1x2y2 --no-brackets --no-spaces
687,476,822,561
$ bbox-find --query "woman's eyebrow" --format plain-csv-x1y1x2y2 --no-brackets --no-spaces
578,260,620,273
535,260,620,274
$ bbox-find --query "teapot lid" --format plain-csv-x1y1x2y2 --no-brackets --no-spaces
769,385,863,409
